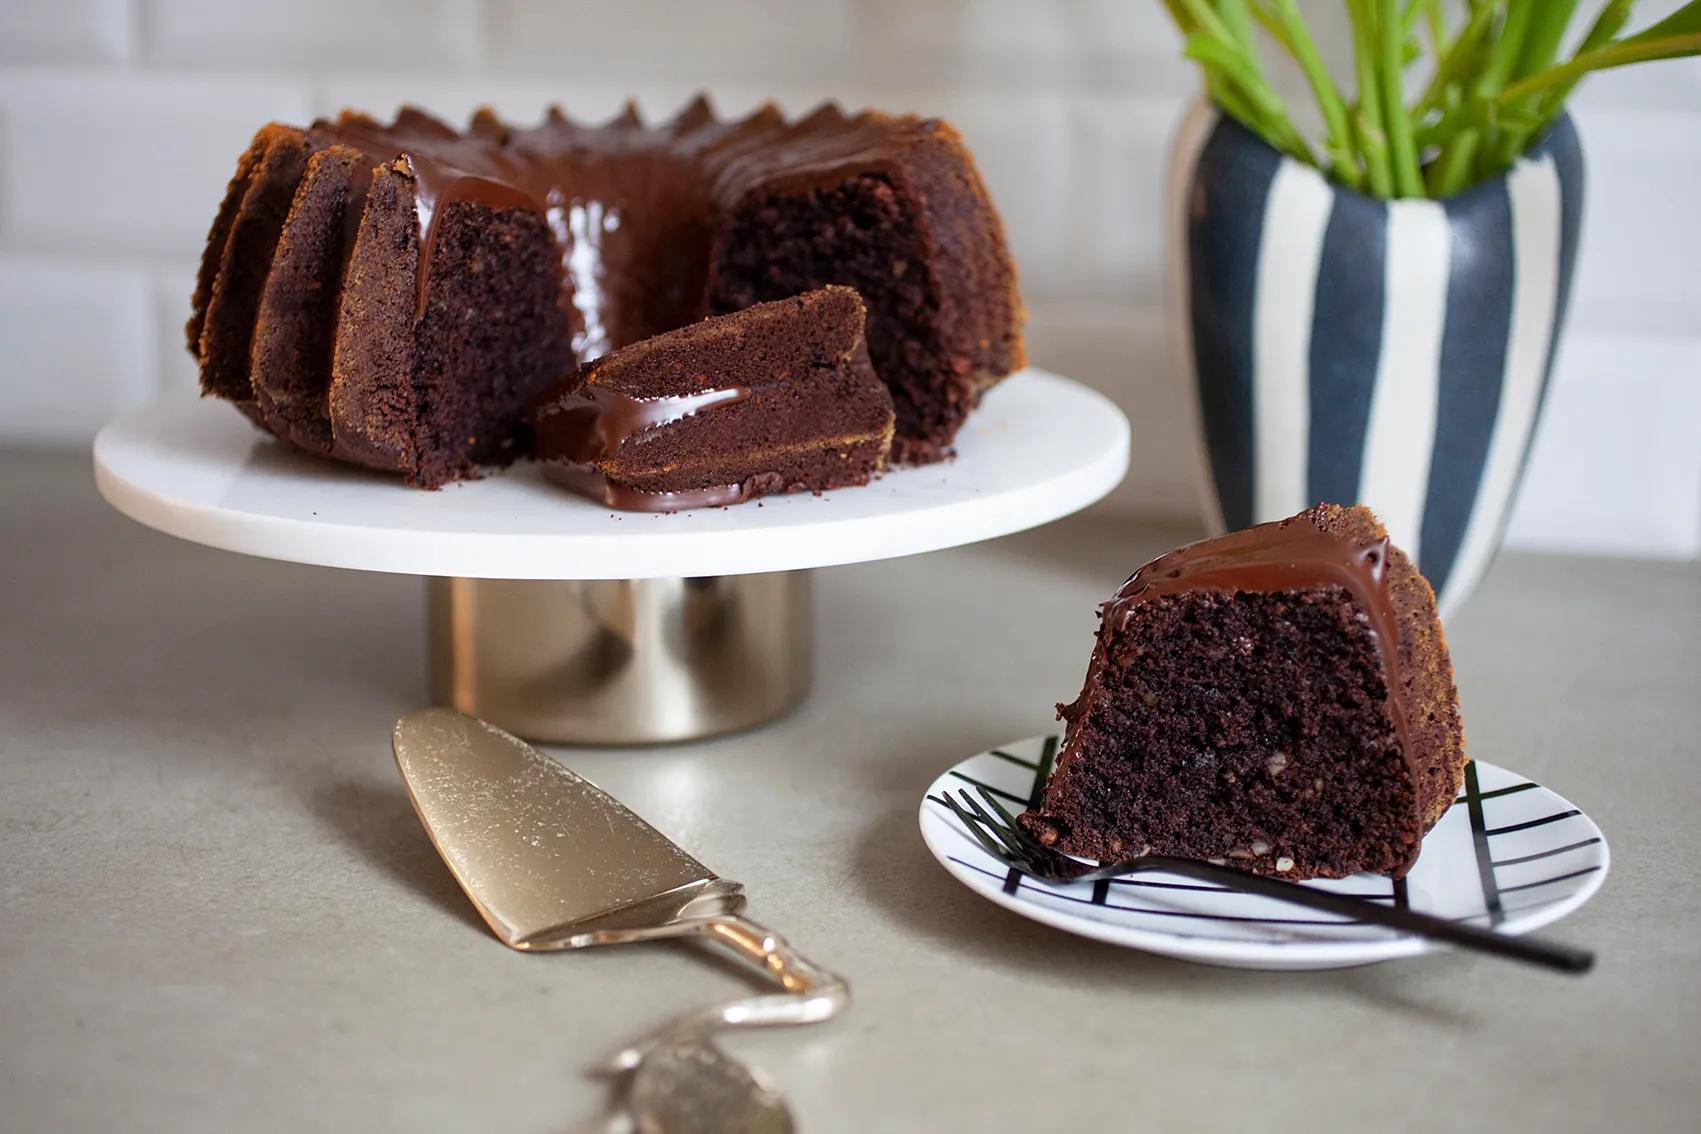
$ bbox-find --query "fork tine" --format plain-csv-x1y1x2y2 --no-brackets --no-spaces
953,787,1002,832
973,787,1054,857
971,786,1091,885
972,785,1025,831
962,788,1028,854
939,792,1012,861
937,790,983,835
955,790,1029,859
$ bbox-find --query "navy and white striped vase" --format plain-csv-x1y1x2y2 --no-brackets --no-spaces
1168,101,1583,617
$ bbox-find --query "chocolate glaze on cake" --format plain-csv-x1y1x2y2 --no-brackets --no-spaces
535,385,754,511
533,286,894,512
189,98,1022,486
1020,504,1466,880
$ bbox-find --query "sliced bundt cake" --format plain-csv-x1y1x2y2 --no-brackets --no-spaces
188,99,1023,486
533,286,893,511
1020,504,1466,880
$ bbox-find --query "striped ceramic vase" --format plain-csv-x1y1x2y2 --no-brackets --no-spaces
1169,102,1583,617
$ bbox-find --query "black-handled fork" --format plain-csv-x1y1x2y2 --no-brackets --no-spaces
940,786,1593,974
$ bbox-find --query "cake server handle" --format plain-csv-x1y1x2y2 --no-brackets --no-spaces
563,913,850,1069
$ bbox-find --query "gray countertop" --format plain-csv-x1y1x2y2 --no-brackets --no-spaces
3,448,1697,1133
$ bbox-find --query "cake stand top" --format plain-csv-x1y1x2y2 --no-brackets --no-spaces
93,368,1129,580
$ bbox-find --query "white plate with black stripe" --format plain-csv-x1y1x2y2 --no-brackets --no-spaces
920,736,1608,970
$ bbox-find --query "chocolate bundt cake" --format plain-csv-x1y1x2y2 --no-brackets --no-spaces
533,286,894,511
187,99,1024,487
1020,504,1466,880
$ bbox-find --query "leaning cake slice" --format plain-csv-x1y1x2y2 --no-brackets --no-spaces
1020,504,1466,879
532,286,895,512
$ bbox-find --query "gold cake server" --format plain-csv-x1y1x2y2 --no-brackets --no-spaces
391,708,847,1118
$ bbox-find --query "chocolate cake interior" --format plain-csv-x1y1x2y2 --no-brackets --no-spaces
711,174,948,463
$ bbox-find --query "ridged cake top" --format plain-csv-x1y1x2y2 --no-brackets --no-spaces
308,99,942,360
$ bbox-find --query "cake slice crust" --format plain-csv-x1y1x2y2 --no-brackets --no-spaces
196,124,311,402
251,144,370,455
187,128,271,356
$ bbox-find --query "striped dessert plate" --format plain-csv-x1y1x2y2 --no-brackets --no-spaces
920,736,1608,970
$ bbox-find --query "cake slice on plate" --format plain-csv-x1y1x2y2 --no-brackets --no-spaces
532,286,895,512
1021,504,1466,880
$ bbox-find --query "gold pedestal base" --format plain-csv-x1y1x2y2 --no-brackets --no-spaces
427,574,811,745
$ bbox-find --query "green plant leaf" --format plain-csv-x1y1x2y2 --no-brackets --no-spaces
1346,0,1394,196
1156,0,1701,199
1622,0,1701,43
1379,0,1424,196
1534,0,1632,122
1161,0,1201,35
1492,0,1580,165
1432,0,1537,197
1514,0,1581,78
1184,33,1315,163
1499,31,1701,104
1414,1,1497,121
1174,0,1236,43
1249,1,1295,52
1268,0,1363,188
1417,99,1491,151
1219,0,1258,56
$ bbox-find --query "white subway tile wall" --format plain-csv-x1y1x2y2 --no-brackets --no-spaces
1513,333,1701,558
0,0,133,65
0,73,314,254
0,0,1695,557
0,256,153,441
141,1,476,70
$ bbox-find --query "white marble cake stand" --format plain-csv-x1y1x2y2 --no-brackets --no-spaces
94,368,1130,743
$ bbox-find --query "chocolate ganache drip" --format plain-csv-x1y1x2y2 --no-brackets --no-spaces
533,384,753,512
534,384,751,463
